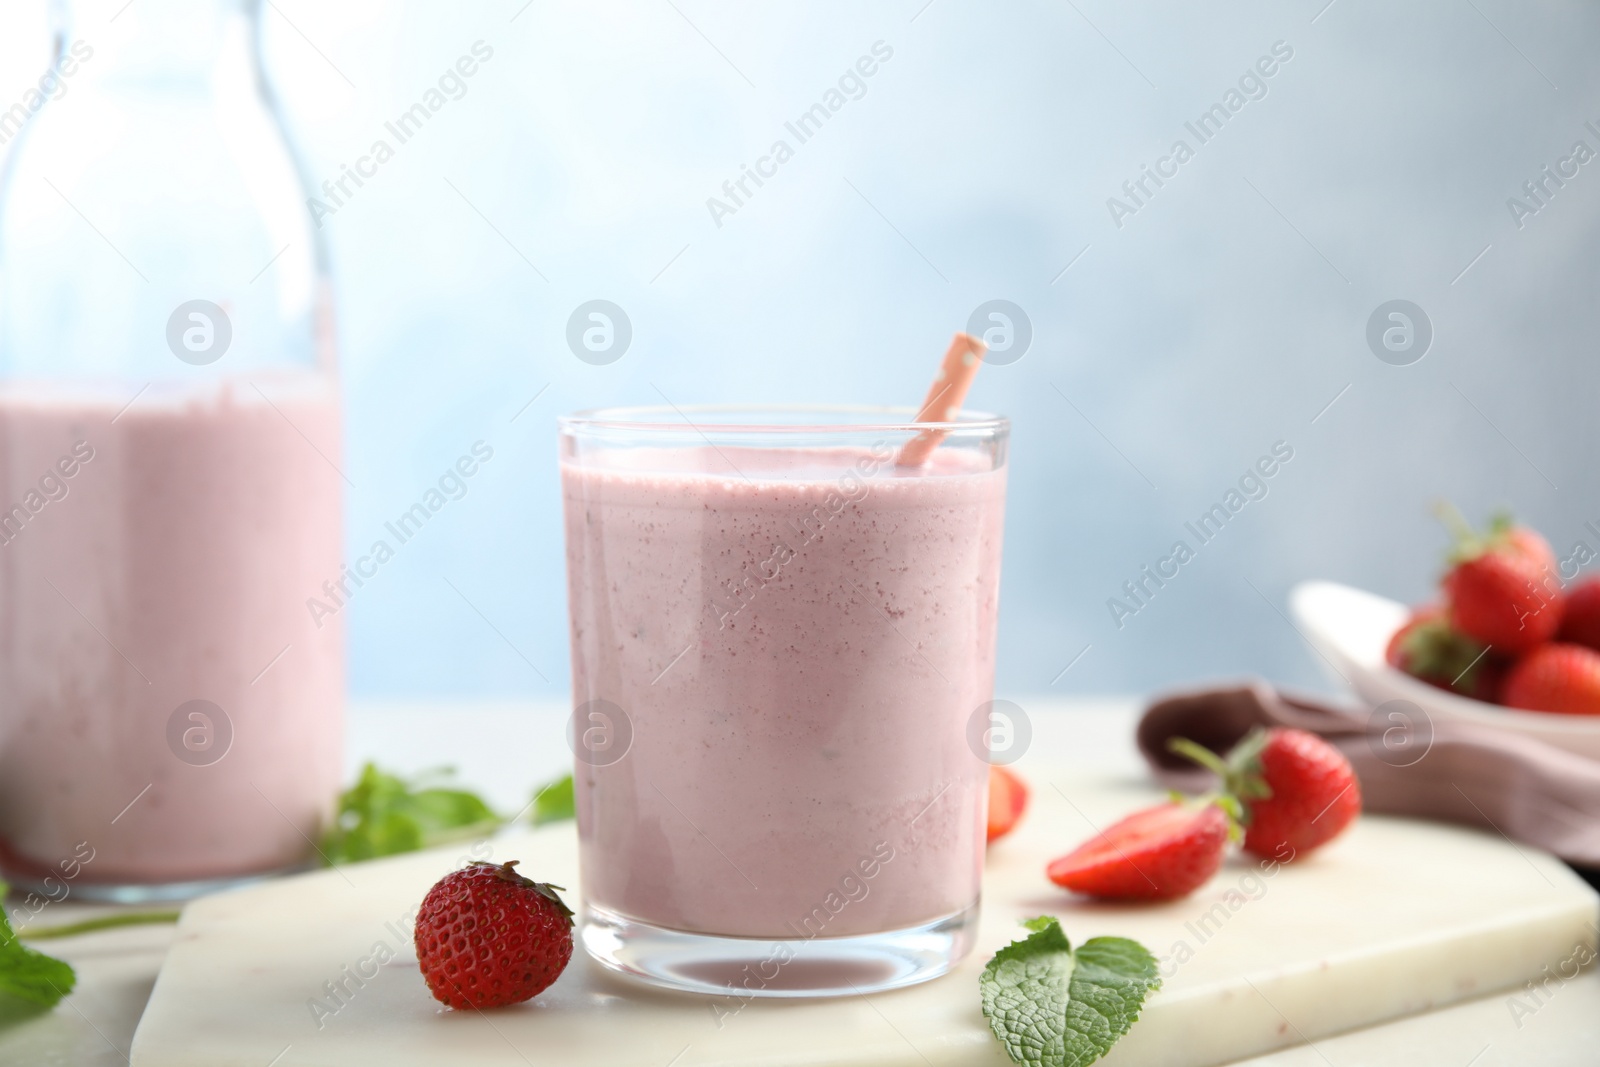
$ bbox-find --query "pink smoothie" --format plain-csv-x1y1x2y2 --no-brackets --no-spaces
0,374,343,886
563,443,1004,938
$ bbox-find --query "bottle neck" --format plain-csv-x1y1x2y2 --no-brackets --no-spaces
58,0,259,88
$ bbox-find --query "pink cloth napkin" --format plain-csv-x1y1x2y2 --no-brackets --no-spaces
1136,679,1600,868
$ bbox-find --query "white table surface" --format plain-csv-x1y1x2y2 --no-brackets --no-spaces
3,699,1595,1066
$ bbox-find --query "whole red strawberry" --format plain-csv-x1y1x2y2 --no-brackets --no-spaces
1385,605,1504,701
1502,643,1600,716
1046,802,1229,901
415,860,574,1009
1171,728,1361,860
1238,730,1362,858
1436,504,1562,654
1557,577,1600,653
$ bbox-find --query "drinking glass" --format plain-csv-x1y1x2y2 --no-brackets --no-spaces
560,405,1007,996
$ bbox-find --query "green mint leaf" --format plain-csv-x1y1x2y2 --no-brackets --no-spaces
406,786,499,838
0,880,76,1009
531,774,575,826
980,916,1160,1067
321,763,501,865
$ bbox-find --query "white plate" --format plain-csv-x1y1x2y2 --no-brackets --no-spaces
1288,580,1600,759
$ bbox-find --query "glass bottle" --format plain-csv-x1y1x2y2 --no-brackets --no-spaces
0,0,344,901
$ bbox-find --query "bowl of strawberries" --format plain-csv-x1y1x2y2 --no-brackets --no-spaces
1290,506,1600,759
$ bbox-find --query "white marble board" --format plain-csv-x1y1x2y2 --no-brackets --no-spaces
128,773,1598,1067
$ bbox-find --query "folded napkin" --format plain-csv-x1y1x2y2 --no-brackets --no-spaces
1137,680,1600,869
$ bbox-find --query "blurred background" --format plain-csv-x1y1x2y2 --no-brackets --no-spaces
2,0,1595,703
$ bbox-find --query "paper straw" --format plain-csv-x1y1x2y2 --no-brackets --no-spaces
896,332,987,468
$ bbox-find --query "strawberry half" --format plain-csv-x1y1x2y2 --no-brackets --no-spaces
414,860,574,1009
1046,802,1229,901
1436,504,1563,654
1171,728,1361,860
1502,643,1600,716
986,766,1030,844
1385,605,1504,702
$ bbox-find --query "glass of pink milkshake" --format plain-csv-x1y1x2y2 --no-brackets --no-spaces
561,405,1007,996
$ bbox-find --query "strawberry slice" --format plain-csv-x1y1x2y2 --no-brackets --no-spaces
986,766,1029,844
1046,802,1230,901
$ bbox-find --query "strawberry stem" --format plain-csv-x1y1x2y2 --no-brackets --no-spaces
1432,499,1474,542
1207,793,1246,842
1167,737,1232,780
1168,733,1272,821
1433,500,1501,564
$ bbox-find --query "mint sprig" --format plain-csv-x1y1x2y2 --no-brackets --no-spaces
321,763,500,865
530,774,575,826
17,911,179,940
0,881,76,1009
980,916,1160,1067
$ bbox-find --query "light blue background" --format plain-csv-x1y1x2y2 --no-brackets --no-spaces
5,0,1598,701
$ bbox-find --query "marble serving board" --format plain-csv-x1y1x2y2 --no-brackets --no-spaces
128,773,1598,1067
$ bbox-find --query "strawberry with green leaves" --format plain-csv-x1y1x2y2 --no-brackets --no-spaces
1435,504,1563,654
1385,606,1504,701
1170,727,1361,859
415,860,574,1009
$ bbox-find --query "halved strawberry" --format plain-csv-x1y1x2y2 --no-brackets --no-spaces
986,766,1029,844
1046,802,1229,901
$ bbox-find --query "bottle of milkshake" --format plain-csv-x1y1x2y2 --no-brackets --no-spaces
0,0,343,900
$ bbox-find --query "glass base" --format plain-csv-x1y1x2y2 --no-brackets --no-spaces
581,901,979,998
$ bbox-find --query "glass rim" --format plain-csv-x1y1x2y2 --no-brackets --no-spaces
557,404,1008,435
